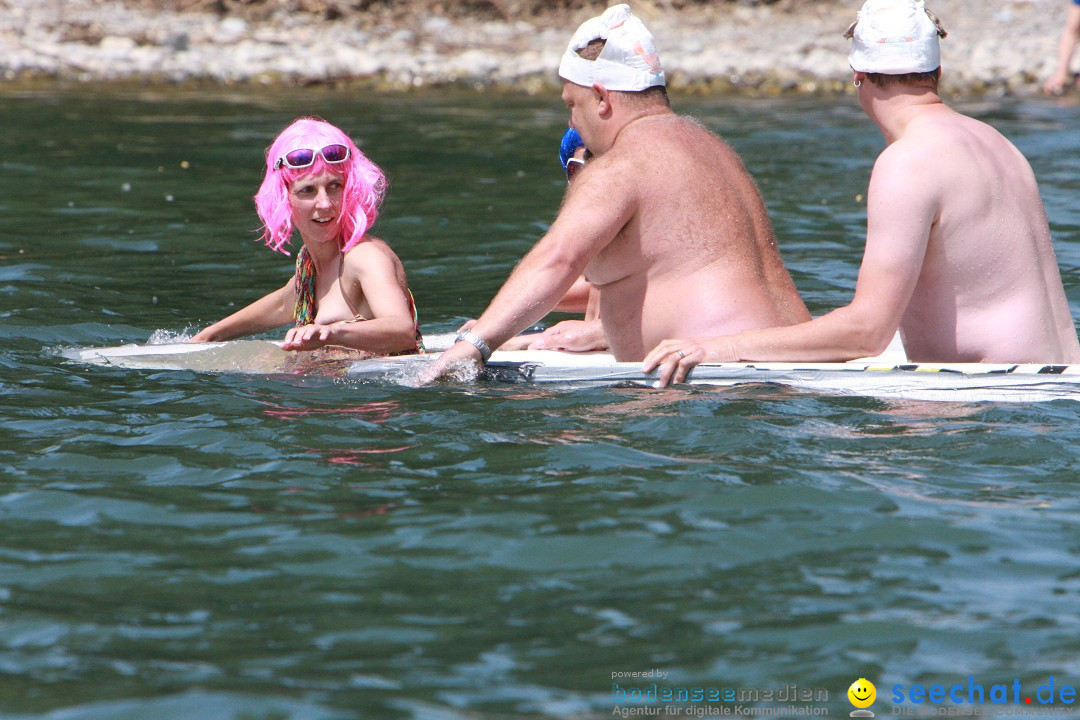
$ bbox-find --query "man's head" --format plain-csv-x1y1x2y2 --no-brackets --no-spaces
846,0,947,88
558,4,669,151
254,116,386,255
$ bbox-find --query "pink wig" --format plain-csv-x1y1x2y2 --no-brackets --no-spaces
254,117,386,254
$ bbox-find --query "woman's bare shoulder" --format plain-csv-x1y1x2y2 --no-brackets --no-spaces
343,236,405,271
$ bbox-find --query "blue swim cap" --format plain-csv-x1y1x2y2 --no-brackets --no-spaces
559,128,584,171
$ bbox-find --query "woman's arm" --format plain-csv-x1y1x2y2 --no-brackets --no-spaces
191,280,294,342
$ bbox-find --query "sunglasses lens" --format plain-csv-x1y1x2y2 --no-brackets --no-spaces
284,148,315,168
321,144,349,163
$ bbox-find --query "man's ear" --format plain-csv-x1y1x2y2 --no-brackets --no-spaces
592,83,613,117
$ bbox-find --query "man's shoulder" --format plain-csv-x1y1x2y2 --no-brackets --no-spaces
879,108,1011,174
874,133,940,173
868,137,945,207
611,114,726,166
636,113,715,141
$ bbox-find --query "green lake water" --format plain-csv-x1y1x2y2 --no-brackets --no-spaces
2,86,1080,719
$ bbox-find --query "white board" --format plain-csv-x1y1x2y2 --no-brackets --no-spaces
346,349,1080,403
65,340,296,373
62,333,460,374
64,336,1080,402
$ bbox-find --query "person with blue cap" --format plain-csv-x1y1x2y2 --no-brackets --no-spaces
645,0,1080,386
486,127,606,353
515,127,607,352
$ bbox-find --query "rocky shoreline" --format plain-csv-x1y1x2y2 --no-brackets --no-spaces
0,0,1073,95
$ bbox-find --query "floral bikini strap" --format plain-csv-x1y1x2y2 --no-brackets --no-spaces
293,245,317,327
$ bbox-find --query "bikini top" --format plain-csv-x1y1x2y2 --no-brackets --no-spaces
293,245,424,352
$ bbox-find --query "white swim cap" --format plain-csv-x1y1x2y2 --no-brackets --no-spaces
558,4,666,92
847,0,944,74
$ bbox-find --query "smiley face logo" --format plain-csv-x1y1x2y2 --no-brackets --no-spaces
848,678,876,709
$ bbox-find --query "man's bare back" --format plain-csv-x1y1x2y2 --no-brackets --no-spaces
886,106,1080,362
643,0,1080,387
572,114,808,358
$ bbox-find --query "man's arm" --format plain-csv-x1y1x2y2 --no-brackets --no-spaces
552,276,594,313
423,158,635,375
644,146,937,385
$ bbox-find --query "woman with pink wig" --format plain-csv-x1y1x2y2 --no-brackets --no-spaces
192,116,422,355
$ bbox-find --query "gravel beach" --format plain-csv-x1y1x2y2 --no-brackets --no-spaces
0,0,1075,95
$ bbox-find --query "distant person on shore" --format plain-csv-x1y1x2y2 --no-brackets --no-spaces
1044,0,1080,94
192,117,422,355
645,0,1080,386
424,4,808,379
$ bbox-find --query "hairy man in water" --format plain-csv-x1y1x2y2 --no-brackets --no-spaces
425,4,807,377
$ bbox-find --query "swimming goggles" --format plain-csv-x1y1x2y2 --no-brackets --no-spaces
274,143,350,170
